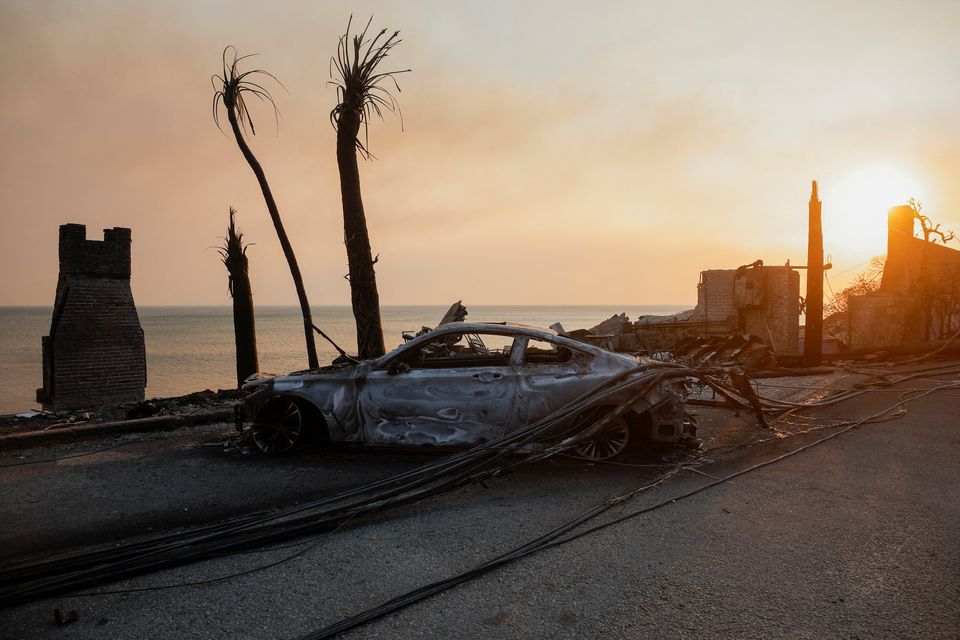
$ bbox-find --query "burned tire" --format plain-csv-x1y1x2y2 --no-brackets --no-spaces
252,397,306,454
573,413,631,461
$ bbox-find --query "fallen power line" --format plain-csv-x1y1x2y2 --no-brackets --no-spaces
302,374,960,639
0,363,701,607
1,362,956,618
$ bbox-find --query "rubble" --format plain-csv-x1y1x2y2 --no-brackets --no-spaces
670,334,776,368
588,313,630,336
561,313,779,368
552,260,802,363
0,388,241,437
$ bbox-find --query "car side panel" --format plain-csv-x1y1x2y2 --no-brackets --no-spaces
513,360,609,425
271,376,362,442
511,338,630,426
358,366,519,446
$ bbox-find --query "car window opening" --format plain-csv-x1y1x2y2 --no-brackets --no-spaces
523,338,577,365
398,333,515,370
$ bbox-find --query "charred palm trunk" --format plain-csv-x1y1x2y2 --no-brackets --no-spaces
221,209,259,387
225,106,320,369
336,107,385,359
231,274,258,386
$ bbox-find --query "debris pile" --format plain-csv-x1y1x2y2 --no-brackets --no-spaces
558,312,777,366
669,334,776,367
554,260,803,358
0,388,242,436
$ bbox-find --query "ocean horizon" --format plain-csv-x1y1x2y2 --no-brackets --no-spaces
0,304,691,414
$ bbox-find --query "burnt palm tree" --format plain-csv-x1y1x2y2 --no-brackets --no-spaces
213,47,320,369
218,207,259,386
330,17,409,359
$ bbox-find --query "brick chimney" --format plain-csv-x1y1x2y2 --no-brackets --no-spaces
37,224,146,410
879,205,916,294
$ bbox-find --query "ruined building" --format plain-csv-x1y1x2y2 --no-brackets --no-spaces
622,260,801,360
849,205,960,349
689,262,801,355
36,224,146,410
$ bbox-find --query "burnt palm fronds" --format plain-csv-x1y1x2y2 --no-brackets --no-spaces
329,15,410,159
217,207,259,387
212,46,283,138
217,207,251,297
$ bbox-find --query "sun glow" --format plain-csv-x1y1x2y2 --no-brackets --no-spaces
823,164,927,259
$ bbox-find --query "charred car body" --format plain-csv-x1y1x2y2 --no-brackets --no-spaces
240,323,689,460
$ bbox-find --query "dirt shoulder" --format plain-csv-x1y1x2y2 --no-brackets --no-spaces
0,388,242,438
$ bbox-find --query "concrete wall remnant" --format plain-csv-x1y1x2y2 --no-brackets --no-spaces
36,224,147,410
691,263,800,355
694,270,738,326
744,266,800,355
848,295,913,351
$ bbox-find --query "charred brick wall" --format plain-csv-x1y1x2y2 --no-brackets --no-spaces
37,224,146,410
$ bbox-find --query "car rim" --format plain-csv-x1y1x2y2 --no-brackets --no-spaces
253,398,303,454
574,417,630,461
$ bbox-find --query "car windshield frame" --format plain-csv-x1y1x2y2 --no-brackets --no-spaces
374,325,596,371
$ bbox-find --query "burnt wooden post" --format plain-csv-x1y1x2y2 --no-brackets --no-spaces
804,180,824,366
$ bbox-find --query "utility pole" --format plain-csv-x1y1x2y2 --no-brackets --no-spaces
804,180,823,366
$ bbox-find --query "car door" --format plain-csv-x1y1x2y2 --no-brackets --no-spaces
512,336,607,425
359,332,519,447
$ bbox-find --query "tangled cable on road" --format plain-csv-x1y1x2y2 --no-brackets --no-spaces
1,360,957,622
0,363,701,608
302,364,960,640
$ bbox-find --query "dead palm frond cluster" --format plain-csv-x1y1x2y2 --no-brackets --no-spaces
329,16,410,158
217,207,251,296
212,46,282,137
216,207,260,386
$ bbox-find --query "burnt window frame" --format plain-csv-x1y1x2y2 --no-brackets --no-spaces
380,330,520,372
512,336,591,367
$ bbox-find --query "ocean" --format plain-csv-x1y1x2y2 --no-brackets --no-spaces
0,305,689,414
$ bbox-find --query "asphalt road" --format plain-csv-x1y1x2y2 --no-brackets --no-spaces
0,372,958,639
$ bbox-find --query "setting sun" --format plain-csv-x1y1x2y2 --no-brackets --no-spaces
823,164,928,258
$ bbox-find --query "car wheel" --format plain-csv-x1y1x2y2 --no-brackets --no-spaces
252,397,305,454
574,414,631,461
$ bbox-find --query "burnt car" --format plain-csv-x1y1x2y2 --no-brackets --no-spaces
241,323,687,460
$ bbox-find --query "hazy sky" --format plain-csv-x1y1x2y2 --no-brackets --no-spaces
1,0,958,306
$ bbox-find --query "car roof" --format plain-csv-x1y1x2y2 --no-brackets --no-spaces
429,322,557,336
380,321,621,364
476,321,559,333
